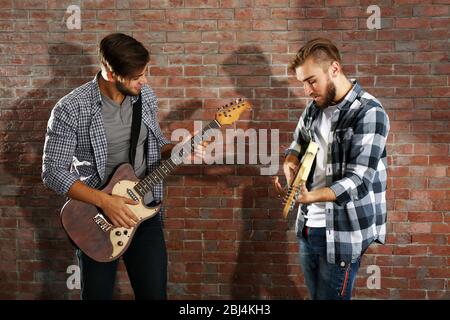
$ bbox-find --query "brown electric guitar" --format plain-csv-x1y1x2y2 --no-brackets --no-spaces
60,99,251,262
282,141,319,218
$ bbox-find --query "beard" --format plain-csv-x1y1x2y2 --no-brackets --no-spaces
115,81,140,97
314,79,336,109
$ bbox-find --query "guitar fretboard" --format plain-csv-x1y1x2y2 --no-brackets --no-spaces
133,120,221,197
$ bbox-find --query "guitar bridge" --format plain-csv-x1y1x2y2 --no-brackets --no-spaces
93,213,113,232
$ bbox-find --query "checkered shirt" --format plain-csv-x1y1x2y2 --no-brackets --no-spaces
42,73,171,205
286,81,390,265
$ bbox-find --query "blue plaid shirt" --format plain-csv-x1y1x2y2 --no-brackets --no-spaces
286,81,390,265
42,73,170,205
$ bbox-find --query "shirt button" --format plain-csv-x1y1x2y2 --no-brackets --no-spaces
340,261,346,267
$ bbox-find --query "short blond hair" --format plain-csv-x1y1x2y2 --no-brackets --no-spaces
290,38,341,71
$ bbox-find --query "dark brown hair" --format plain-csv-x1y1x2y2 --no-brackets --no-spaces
98,33,149,79
290,38,341,71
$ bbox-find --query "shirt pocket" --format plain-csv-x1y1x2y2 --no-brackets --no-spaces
335,128,354,176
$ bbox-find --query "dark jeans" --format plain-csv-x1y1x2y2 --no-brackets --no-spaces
298,226,361,300
76,215,167,300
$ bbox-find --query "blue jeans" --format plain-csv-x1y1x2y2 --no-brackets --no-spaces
298,226,361,300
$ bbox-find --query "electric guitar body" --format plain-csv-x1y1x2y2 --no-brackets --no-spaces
60,99,252,262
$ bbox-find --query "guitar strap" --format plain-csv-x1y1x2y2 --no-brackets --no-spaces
129,93,142,167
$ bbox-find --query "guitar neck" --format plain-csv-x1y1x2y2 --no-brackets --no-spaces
133,120,221,197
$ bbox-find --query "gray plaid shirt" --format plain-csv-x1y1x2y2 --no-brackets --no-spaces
42,73,170,205
286,81,390,266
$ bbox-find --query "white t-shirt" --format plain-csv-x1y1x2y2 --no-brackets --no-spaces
302,104,338,227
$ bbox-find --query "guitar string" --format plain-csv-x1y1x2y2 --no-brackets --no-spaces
133,120,221,197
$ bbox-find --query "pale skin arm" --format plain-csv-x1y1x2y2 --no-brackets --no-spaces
295,184,336,204
273,154,337,205
67,181,139,229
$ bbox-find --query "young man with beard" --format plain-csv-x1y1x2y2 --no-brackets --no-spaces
42,33,204,299
274,38,390,300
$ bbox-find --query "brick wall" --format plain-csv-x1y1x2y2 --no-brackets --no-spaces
0,0,448,299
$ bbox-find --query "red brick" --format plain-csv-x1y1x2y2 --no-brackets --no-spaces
199,8,234,19
413,5,449,16
290,19,324,31
410,279,445,290
430,17,449,28
397,290,427,299
377,53,413,64
202,31,234,41
430,220,450,232
390,267,417,279
167,32,202,42
253,20,287,30
166,9,199,20
218,20,252,30
376,75,411,87
150,0,183,8
185,0,218,8
394,222,432,234
185,66,217,76
411,235,447,245
414,51,448,63
408,212,443,223
396,17,431,28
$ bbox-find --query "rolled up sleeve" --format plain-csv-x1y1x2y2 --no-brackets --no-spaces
42,103,80,195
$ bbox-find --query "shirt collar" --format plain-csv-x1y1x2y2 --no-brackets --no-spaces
334,79,361,110
91,72,103,110
91,71,141,109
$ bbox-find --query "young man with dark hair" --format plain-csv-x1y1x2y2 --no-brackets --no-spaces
42,33,202,299
274,38,390,300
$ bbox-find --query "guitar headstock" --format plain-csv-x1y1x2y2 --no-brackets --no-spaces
215,98,252,126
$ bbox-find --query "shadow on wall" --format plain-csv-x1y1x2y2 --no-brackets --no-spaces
220,45,306,299
0,37,213,299
0,41,307,299
0,42,96,299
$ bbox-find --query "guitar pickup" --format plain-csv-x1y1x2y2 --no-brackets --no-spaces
127,188,139,202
